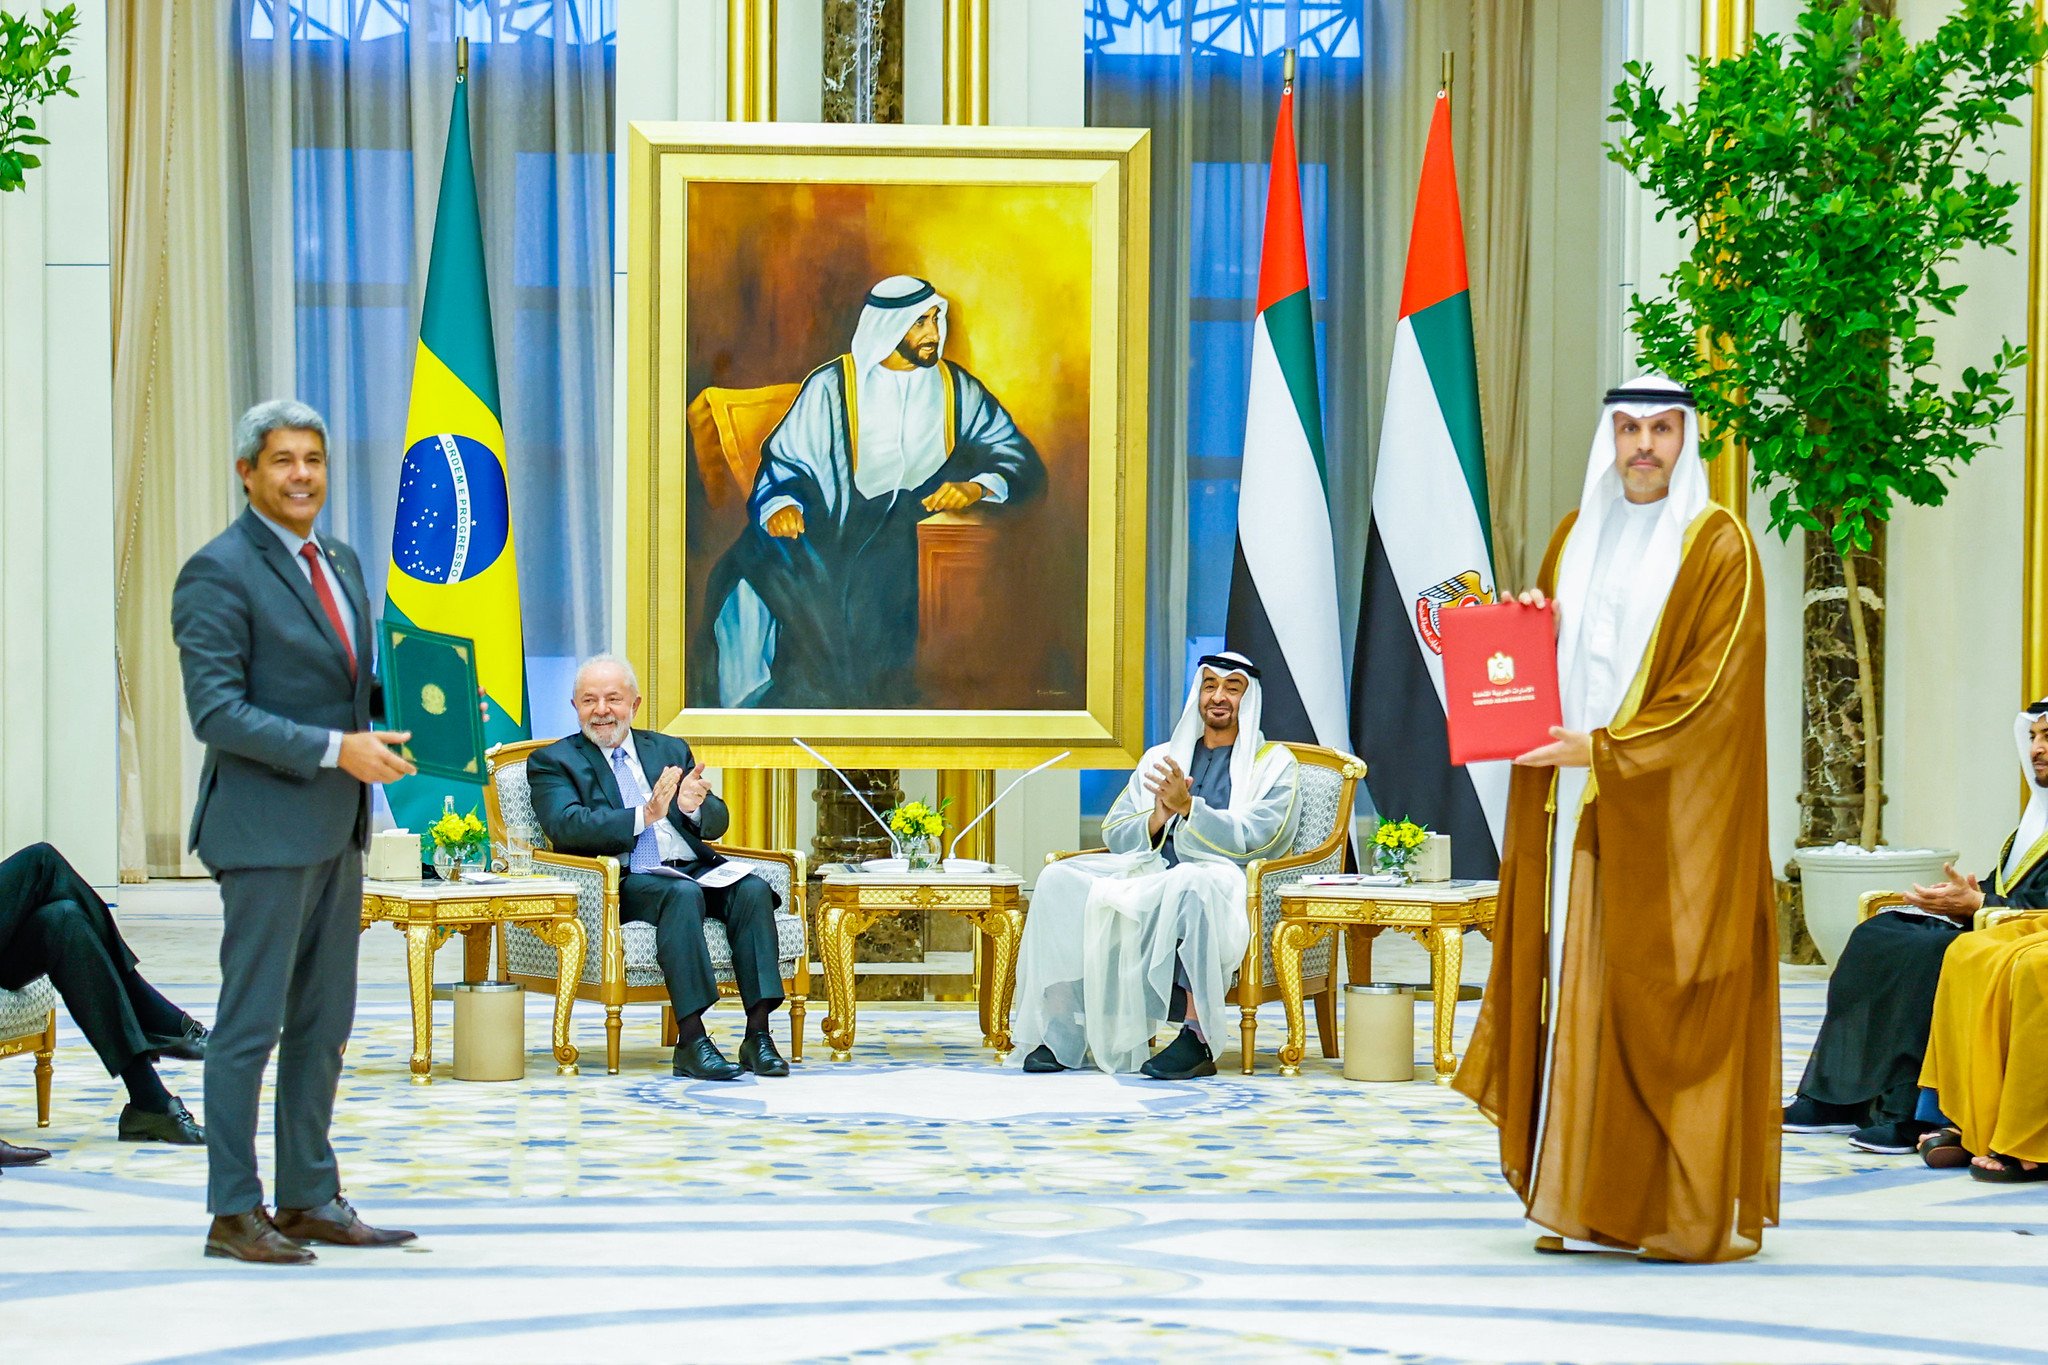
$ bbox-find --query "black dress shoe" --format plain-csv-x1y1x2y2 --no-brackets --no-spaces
737,1031,790,1077
1022,1045,1068,1074
672,1036,743,1081
0,1137,52,1166
118,1096,205,1144
1139,1026,1217,1080
145,1017,209,1062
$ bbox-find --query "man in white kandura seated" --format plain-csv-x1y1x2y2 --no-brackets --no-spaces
1013,651,1300,1079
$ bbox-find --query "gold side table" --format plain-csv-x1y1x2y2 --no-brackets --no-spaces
1273,880,1498,1083
817,869,1025,1062
360,877,586,1084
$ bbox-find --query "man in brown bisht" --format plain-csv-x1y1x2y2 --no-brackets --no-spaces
1454,374,1780,1263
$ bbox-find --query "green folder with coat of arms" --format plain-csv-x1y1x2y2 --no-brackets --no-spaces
378,621,487,783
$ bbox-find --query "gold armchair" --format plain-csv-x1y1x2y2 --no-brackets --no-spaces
0,978,55,1127
1860,889,2048,933
483,739,810,1074
1047,742,1366,1074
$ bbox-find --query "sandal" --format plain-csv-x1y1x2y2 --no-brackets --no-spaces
1918,1127,1970,1170
1967,1152,2048,1183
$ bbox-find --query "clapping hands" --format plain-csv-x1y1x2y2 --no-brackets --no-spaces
1144,755,1193,817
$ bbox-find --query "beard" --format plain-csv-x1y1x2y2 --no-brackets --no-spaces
581,716,628,748
894,336,940,368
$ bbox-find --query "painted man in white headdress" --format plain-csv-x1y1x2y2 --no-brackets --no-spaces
697,276,1045,708
1013,652,1301,1079
1455,375,1779,1263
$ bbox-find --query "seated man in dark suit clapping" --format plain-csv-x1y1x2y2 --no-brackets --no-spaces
527,655,787,1082
0,841,208,1157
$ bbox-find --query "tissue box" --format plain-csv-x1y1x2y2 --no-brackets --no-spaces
369,829,423,882
1412,834,1452,883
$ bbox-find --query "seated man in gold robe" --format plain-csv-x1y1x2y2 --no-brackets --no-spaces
1916,702,2048,1183
1455,376,1779,1263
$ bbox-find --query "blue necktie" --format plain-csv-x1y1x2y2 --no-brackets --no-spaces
612,747,663,873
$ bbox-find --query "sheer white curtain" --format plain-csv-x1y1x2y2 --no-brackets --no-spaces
227,1,617,702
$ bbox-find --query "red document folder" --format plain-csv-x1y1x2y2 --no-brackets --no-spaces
1438,601,1564,765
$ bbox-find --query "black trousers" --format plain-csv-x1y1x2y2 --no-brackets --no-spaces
0,842,183,1077
1800,910,1966,1124
619,870,783,1020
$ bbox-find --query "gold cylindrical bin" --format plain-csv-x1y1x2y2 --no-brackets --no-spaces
451,982,525,1082
1343,983,1416,1082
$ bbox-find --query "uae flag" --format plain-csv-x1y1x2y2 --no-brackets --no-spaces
1225,81,1348,753
1350,92,1506,877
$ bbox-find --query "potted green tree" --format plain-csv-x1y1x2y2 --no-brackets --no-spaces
1608,0,2042,961
1,4,79,194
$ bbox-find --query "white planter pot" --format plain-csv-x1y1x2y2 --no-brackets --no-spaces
1792,844,1958,967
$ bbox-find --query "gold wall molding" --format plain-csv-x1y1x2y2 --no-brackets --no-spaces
942,0,990,127
2028,53,2048,705
726,0,778,121
1697,0,1753,517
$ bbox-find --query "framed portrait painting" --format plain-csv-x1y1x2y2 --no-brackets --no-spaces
625,122,1150,769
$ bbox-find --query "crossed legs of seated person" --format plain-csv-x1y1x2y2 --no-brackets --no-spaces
0,842,208,1147
622,871,786,1080
1781,908,1966,1155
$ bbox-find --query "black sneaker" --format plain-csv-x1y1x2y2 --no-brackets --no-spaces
1849,1119,1934,1155
1139,1025,1216,1080
1021,1045,1067,1074
1782,1095,1864,1134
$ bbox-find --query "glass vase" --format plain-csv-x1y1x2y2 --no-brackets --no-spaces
432,845,480,882
1373,849,1414,884
903,836,939,872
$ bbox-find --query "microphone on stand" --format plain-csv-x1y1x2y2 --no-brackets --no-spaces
792,738,900,863
945,751,1070,872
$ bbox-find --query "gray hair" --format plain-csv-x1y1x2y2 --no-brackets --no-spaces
233,399,329,468
572,653,640,698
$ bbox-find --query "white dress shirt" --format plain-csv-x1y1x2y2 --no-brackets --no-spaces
603,731,698,864
250,507,356,769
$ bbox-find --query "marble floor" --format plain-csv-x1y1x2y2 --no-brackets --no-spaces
2,883,2045,1364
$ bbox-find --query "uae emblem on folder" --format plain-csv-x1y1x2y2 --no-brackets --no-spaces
1486,652,1515,686
1413,570,1493,655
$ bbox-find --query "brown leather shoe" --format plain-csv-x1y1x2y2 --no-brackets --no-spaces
205,1207,317,1265
0,1137,52,1167
274,1194,416,1247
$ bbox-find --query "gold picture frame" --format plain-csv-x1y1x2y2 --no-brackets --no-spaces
625,121,1150,769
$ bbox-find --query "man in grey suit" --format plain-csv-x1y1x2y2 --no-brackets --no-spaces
173,399,418,1265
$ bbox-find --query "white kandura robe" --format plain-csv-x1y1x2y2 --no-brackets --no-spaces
1012,742,1300,1074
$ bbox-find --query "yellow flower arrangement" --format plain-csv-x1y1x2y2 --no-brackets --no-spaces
1371,816,1430,878
428,808,490,855
884,798,948,842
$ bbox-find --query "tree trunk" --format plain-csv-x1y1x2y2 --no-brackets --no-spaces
1796,524,1886,847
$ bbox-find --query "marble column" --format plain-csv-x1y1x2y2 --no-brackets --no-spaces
822,0,903,124
812,2,907,993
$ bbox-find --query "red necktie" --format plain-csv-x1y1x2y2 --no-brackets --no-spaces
300,542,357,678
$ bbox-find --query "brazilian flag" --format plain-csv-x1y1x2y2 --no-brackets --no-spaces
383,67,528,831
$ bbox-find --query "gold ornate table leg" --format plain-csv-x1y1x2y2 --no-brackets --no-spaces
1429,924,1466,1084
820,904,874,1061
462,925,492,983
533,915,586,1074
1272,920,1331,1077
404,923,437,1084
982,906,1023,1060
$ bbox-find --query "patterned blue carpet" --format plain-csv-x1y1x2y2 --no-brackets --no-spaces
3,975,2046,1363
